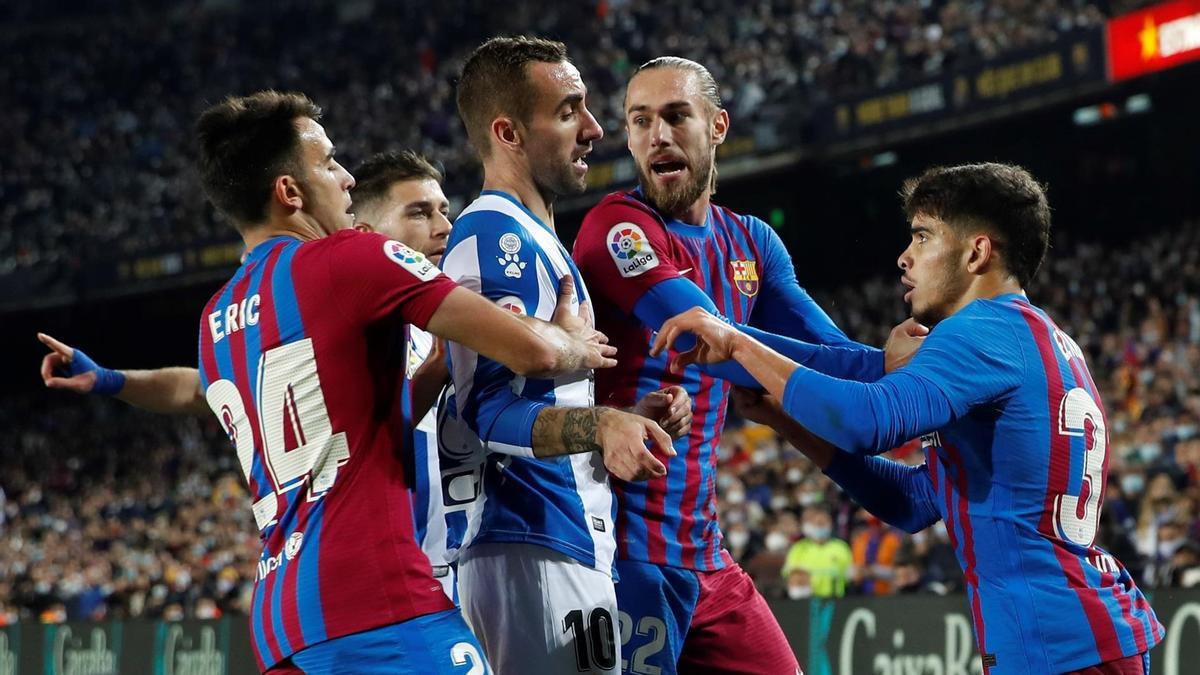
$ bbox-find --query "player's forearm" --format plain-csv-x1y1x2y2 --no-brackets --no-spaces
740,324,884,382
116,367,208,415
780,367,954,454
727,332,801,402
823,453,942,533
530,407,608,458
427,289,561,377
409,372,447,423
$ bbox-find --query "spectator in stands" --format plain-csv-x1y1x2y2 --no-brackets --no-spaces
851,514,902,596
781,505,852,599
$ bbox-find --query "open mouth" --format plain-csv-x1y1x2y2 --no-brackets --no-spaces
572,148,592,171
651,159,687,177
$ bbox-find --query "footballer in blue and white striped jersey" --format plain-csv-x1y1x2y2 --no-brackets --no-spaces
441,190,617,575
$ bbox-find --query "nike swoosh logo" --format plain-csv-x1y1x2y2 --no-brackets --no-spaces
678,267,693,274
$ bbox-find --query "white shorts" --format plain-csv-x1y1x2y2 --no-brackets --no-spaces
458,542,619,675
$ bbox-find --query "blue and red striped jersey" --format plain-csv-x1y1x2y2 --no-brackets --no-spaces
787,294,1164,672
197,230,458,670
574,190,806,571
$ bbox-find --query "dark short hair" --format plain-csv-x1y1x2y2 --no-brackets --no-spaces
901,163,1051,287
195,91,322,228
456,36,569,158
351,150,444,212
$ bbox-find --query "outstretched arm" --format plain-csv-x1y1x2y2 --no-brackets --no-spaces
38,333,208,415
426,279,616,379
652,306,1022,454
731,387,941,533
634,279,885,383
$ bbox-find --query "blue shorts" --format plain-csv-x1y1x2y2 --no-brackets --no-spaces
284,609,490,674
616,557,797,675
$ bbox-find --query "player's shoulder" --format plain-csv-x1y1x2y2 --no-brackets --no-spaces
449,194,541,249
712,202,776,242
581,191,665,232
929,295,1032,353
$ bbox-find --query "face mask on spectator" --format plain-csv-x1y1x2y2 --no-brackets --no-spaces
798,491,823,506
727,529,750,549
786,468,804,484
770,495,790,510
787,585,813,600
1140,443,1163,461
726,490,745,505
765,531,790,552
1121,474,1145,496
802,523,831,541
1160,538,1186,559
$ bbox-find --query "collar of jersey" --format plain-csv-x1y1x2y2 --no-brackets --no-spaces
629,187,712,238
480,189,553,234
244,235,298,263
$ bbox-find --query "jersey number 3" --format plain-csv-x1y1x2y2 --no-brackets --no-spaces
206,338,351,531
1054,386,1107,548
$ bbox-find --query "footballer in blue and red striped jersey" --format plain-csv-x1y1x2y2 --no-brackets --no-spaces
656,163,1164,674
575,58,880,674
199,230,461,670
191,94,504,674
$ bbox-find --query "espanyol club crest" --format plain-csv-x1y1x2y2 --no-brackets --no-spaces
730,259,760,296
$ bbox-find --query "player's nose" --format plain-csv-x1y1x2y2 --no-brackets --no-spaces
580,106,603,143
649,117,670,146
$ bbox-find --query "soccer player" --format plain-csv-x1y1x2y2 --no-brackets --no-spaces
572,57,911,674
345,150,470,603
653,163,1164,674
445,37,690,675
50,90,620,674
40,149,474,605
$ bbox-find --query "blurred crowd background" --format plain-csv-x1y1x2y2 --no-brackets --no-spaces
3,216,1197,623
2,0,1124,273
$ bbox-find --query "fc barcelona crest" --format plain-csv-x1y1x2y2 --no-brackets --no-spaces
730,259,759,296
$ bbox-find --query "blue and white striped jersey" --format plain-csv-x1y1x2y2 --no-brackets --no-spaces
440,190,616,575
404,327,480,602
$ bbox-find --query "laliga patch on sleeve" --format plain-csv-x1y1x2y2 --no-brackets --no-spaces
383,239,440,281
606,222,659,278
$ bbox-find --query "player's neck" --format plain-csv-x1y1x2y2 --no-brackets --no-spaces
950,274,1025,315
483,164,556,232
239,214,328,252
677,192,712,226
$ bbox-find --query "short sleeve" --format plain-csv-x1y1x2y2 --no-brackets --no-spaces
325,230,458,330
573,194,683,315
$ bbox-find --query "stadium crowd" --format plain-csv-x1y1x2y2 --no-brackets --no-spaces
2,216,1197,622
1,0,1111,275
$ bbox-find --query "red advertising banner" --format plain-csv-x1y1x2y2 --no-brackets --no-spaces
1107,0,1200,80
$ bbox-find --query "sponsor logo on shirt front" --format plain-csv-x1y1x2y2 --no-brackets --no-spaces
607,222,659,278
730,259,760,296
383,239,440,281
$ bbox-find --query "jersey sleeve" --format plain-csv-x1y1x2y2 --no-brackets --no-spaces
440,212,553,457
325,230,458,330
823,452,942,533
748,218,883,375
573,195,684,315
780,302,1025,453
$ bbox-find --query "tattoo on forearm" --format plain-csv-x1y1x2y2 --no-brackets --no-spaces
533,408,603,457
